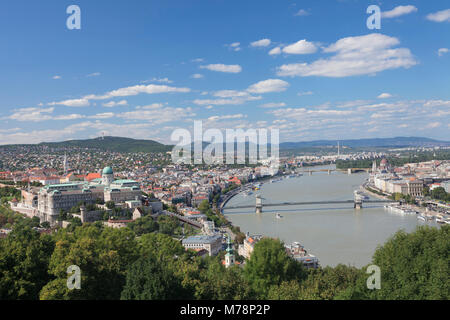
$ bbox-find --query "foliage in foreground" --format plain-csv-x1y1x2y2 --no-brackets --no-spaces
0,221,448,300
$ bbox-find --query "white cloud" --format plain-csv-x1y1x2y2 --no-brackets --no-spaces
200,64,242,73
102,100,128,107
191,73,204,79
269,47,281,55
294,9,310,17
425,122,441,129
230,42,240,47
297,91,313,96
207,114,246,121
48,98,90,107
423,100,450,108
191,58,204,63
282,39,317,54
438,48,449,56
247,79,290,93
84,84,190,100
9,107,54,122
381,5,417,18
277,34,417,78
52,75,61,80
259,102,287,108
250,39,271,47
378,93,393,99
117,105,195,123
87,72,101,77
426,9,450,22
88,112,115,119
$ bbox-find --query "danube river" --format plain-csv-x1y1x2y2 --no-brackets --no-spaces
223,165,438,267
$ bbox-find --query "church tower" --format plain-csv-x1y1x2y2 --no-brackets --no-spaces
102,167,114,186
224,235,235,268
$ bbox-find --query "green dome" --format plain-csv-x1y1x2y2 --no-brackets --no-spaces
102,167,113,174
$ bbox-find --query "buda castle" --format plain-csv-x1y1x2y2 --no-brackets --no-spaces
37,167,142,225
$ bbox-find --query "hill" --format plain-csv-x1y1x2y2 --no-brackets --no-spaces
38,136,173,153
279,137,450,150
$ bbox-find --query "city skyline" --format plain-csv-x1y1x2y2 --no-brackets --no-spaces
1,0,449,145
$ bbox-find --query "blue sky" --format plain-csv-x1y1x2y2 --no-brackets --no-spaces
0,0,449,144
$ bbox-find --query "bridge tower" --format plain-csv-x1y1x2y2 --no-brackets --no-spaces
327,169,331,175
309,171,312,176
347,168,352,175
255,195,263,214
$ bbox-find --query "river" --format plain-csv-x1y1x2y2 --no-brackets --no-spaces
223,165,439,267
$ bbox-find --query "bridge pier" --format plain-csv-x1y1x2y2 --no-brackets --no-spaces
256,195,263,214
327,169,331,175
309,171,312,176
348,168,352,175
354,201,362,209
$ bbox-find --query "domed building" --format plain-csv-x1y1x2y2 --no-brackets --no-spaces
102,166,114,186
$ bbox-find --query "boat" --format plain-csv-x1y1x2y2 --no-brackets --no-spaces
276,213,283,219
417,215,426,222
435,217,445,224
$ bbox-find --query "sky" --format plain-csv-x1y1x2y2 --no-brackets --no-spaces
0,0,449,145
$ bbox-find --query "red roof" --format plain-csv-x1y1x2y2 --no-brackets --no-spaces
85,173,101,181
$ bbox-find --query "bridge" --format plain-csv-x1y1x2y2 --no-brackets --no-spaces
224,194,395,213
297,168,372,176
162,210,203,229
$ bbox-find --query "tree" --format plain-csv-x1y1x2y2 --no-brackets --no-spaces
39,225,139,300
297,265,362,300
243,238,306,298
120,256,186,300
343,226,449,300
157,215,179,236
267,280,303,300
105,201,115,210
128,215,158,236
0,226,55,300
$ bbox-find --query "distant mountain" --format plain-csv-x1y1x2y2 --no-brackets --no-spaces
1,136,448,153
279,137,450,149
37,136,173,153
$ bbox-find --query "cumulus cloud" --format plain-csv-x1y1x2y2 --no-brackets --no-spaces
250,39,271,47
247,79,290,93
438,48,449,56
9,107,55,122
200,64,242,73
87,72,101,77
426,9,450,22
259,102,287,108
102,100,128,107
52,75,61,80
277,34,417,78
269,47,281,55
117,105,195,123
381,5,417,18
207,114,246,121
84,84,191,100
191,73,204,79
294,9,310,17
378,93,393,99
282,39,317,54
48,98,90,107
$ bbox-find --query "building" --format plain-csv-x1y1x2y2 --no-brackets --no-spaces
238,234,263,260
285,242,319,269
36,167,141,225
182,234,223,256
224,235,235,268
406,179,423,197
